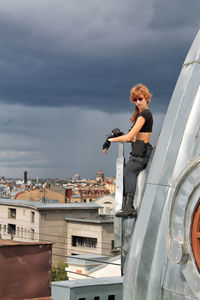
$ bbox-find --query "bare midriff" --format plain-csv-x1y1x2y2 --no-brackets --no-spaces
131,132,151,144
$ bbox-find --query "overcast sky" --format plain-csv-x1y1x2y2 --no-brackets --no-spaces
0,0,199,179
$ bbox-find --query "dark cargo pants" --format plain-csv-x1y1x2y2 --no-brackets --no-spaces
124,141,153,196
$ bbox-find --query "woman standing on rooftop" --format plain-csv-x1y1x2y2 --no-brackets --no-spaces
103,83,153,217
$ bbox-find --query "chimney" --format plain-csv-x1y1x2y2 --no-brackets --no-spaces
24,170,27,184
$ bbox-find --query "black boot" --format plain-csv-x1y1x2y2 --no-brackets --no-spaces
115,193,137,218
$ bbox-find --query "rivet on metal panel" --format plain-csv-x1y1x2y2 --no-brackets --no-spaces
168,240,188,264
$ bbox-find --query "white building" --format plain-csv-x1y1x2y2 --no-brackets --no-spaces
66,254,121,280
95,194,115,215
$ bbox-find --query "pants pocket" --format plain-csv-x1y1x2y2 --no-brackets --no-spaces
143,143,153,165
131,140,146,157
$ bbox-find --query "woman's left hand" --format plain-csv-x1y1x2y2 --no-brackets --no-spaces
103,149,108,154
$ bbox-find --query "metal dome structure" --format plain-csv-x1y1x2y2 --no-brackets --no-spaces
115,29,200,299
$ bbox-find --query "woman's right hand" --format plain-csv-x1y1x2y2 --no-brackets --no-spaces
102,140,110,152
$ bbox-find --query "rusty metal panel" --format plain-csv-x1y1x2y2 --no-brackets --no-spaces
23,298,53,300
21,297,53,300
0,242,52,300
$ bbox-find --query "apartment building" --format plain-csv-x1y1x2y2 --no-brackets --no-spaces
79,185,110,203
0,199,116,265
0,200,39,242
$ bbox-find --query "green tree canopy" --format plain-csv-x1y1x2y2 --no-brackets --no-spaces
51,261,68,281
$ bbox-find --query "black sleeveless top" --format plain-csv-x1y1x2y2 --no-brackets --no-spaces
135,109,153,132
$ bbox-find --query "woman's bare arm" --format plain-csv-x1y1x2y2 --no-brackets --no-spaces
108,117,145,143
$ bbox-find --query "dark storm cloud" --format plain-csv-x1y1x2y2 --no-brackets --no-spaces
0,0,199,115
0,101,165,178
150,0,200,30
0,0,199,178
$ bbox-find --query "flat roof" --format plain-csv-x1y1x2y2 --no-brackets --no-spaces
67,254,110,266
65,217,113,223
88,255,121,273
0,240,52,247
0,240,24,246
52,277,123,288
68,253,109,259
0,199,101,210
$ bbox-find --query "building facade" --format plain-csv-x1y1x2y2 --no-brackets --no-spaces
0,199,116,266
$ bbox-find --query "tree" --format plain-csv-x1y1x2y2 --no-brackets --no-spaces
51,261,68,281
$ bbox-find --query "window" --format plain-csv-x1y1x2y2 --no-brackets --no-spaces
99,208,103,214
108,296,115,300
111,240,115,250
4,225,6,234
94,297,100,300
72,236,97,248
8,224,16,238
78,298,86,300
30,229,34,240
105,207,111,214
31,211,35,223
8,208,16,219
84,199,87,203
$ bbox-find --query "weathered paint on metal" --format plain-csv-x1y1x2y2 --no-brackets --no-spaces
0,242,52,300
23,297,53,300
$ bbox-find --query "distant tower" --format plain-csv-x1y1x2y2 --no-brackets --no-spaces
24,171,27,184
72,173,81,181
96,170,104,182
